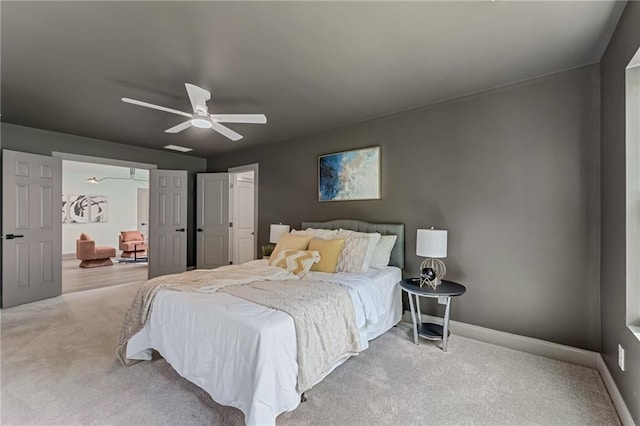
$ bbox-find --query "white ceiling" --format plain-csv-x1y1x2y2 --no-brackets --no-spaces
1,1,626,156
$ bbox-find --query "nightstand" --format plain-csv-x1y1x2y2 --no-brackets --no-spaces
399,278,466,351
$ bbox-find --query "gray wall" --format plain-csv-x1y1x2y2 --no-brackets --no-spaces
1,123,207,267
208,65,601,351
600,2,640,423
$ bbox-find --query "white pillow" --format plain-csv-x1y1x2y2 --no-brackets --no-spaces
292,228,339,240
335,229,381,273
369,235,397,268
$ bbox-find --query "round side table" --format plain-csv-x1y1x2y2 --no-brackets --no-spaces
399,278,466,351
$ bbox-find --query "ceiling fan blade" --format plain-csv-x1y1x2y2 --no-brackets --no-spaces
185,83,211,114
211,114,267,124
122,98,192,118
210,122,243,141
165,120,193,133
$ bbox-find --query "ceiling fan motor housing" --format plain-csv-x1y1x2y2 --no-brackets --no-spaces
191,115,213,129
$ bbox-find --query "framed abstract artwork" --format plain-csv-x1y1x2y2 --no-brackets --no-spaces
63,194,108,223
318,146,380,202
62,195,69,224
89,195,108,223
68,195,90,223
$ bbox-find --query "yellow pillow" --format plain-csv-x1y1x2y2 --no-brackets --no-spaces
268,249,320,275
309,238,345,273
272,233,313,257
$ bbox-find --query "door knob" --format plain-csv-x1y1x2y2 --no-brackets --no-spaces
175,228,186,232
197,228,204,232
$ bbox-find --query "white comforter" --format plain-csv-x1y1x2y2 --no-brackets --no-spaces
126,261,401,425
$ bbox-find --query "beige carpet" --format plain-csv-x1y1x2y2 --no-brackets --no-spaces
1,282,620,425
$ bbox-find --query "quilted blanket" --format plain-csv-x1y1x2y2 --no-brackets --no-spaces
221,280,361,392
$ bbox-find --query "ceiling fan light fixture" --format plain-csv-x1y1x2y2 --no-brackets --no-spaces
191,117,212,129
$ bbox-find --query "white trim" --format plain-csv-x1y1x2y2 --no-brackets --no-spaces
597,355,636,426
401,313,635,424
402,312,598,367
52,152,157,170
228,163,259,261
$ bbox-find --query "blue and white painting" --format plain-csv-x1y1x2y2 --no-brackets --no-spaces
318,146,380,201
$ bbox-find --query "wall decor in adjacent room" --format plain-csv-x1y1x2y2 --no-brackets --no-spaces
62,195,69,224
318,146,380,201
67,194,91,224
89,195,108,223
63,194,109,223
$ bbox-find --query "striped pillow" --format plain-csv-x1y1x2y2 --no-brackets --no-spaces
268,249,321,275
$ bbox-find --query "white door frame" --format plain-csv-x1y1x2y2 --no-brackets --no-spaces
52,152,157,171
227,163,259,260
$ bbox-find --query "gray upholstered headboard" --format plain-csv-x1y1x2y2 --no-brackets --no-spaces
301,219,405,269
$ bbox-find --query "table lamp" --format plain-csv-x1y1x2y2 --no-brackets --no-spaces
263,224,290,258
269,224,290,244
416,228,448,289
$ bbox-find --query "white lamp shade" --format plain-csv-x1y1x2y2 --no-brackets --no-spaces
269,224,290,243
416,229,448,258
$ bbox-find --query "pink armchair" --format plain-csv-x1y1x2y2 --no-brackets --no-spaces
119,230,148,259
76,233,116,268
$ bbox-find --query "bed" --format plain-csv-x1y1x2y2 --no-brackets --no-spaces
122,219,404,426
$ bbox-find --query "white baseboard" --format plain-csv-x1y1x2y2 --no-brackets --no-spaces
597,355,636,426
402,312,599,367
401,312,635,425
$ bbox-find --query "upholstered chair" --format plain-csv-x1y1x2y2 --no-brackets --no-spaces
119,230,148,259
76,233,116,268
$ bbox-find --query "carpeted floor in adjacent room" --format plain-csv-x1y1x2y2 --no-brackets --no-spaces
1,282,620,425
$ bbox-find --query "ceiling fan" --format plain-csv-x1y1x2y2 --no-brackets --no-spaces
121,83,267,141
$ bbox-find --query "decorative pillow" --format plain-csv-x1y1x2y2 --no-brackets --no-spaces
290,229,312,238
335,229,381,273
272,233,313,257
369,235,398,268
268,249,320,275
79,233,91,241
309,238,346,273
290,228,339,240
121,230,143,242
305,228,339,240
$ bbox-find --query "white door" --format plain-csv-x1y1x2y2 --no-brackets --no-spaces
148,170,187,279
137,187,149,239
232,174,255,264
196,173,229,269
2,150,62,308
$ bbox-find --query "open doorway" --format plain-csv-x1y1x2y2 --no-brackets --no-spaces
61,158,151,293
229,168,257,265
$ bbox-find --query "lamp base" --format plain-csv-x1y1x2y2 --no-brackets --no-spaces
419,258,446,289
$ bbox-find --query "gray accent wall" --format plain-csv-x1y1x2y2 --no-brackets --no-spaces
0,123,207,268
208,65,601,352
600,2,640,423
